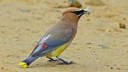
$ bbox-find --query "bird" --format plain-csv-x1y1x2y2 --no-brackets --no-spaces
18,7,90,68
68,0,82,8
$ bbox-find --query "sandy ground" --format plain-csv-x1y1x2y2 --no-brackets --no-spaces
0,0,128,72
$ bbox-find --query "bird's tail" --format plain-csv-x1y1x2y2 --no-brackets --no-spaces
18,56,39,68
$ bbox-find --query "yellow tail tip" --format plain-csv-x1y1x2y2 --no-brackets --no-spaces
18,62,29,68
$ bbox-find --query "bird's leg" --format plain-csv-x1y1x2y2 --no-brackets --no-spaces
47,56,73,64
57,57,73,65
46,53,58,62
48,57,58,62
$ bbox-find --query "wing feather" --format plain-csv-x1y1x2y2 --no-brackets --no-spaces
30,28,74,57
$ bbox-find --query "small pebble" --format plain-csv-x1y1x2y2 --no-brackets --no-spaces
110,67,114,69
123,18,126,20
1,31,4,34
1,67,4,69
119,23,126,29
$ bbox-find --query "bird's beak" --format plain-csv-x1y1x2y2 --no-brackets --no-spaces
83,7,90,15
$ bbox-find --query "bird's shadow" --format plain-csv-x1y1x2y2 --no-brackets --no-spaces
29,61,77,68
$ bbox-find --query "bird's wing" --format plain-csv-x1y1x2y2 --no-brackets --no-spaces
30,27,74,57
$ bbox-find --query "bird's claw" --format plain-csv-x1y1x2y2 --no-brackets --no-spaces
57,60,73,65
47,57,74,65
57,58,74,65
47,58,58,62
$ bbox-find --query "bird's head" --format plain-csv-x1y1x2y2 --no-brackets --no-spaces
62,7,90,22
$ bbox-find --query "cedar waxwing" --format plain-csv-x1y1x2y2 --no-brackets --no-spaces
18,7,90,68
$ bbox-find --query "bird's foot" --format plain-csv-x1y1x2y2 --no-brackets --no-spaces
18,62,29,68
48,57,58,62
57,57,74,65
48,57,74,65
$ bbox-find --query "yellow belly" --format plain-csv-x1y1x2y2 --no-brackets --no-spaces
46,42,70,58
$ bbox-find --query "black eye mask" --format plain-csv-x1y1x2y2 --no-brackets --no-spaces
72,10,85,15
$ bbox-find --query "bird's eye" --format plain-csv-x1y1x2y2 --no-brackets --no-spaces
72,10,84,15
